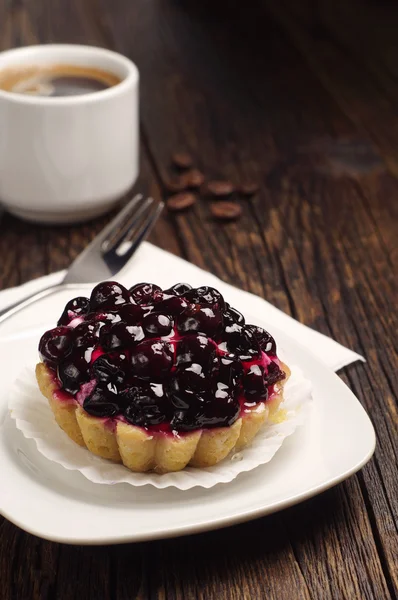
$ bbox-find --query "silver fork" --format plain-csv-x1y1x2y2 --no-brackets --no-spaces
0,194,164,325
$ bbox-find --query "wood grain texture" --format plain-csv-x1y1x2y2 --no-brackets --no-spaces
0,0,397,599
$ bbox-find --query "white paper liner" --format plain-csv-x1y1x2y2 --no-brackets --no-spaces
8,364,312,490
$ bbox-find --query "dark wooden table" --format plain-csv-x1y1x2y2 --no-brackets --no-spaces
1,1,397,598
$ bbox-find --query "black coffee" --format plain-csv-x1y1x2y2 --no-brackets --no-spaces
0,64,121,96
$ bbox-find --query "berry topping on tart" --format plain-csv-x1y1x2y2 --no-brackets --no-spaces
36,282,289,472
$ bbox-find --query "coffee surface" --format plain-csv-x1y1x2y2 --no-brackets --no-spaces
0,64,121,96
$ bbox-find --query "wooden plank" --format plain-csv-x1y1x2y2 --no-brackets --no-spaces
53,545,112,600
258,2,398,595
0,521,60,600
284,477,395,599
264,0,398,266
150,519,312,600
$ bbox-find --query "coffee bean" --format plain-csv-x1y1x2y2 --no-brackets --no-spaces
165,177,187,193
172,152,194,169
240,182,259,196
205,180,235,197
167,192,196,212
182,168,205,189
210,201,242,220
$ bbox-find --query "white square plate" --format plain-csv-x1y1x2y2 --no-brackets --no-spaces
0,288,375,545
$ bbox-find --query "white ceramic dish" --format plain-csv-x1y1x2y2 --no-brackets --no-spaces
0,288,375,545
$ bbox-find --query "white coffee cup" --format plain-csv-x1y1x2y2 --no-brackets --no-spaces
0,44,139,224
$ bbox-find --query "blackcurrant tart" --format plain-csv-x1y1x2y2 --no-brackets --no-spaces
36,281,289,473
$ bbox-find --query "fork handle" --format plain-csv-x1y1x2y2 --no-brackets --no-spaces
0,284,65,326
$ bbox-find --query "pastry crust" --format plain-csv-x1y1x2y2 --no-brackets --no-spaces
36,362,85,447
36,361,290,473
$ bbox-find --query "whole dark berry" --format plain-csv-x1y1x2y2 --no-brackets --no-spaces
169,364,208,409
122,382,170,426
243,364,269,401
100,322,145,351
177,304,222,337
57,352,90,395
222,324,260,360
83,386,121,418
163,282,192,296
57,297,90,326
129,282,162,305
212,354,243,390
223,305,245,327
39,326,73,369
91,352,129,388
176,334,216,369
142,313,173,337
118,303,146,325
72,321,97,349
89,281,131,312
131,340,174,380
198,393,240,429
265,361,286,386
155,295,188,316
184,286,225,308
246,325,276,354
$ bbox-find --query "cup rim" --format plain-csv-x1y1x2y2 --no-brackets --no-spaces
0,44,139,105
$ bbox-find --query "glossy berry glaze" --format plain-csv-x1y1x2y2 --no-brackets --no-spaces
39,282,286,433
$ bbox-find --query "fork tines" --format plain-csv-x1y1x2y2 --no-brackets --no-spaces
102,195,164,272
